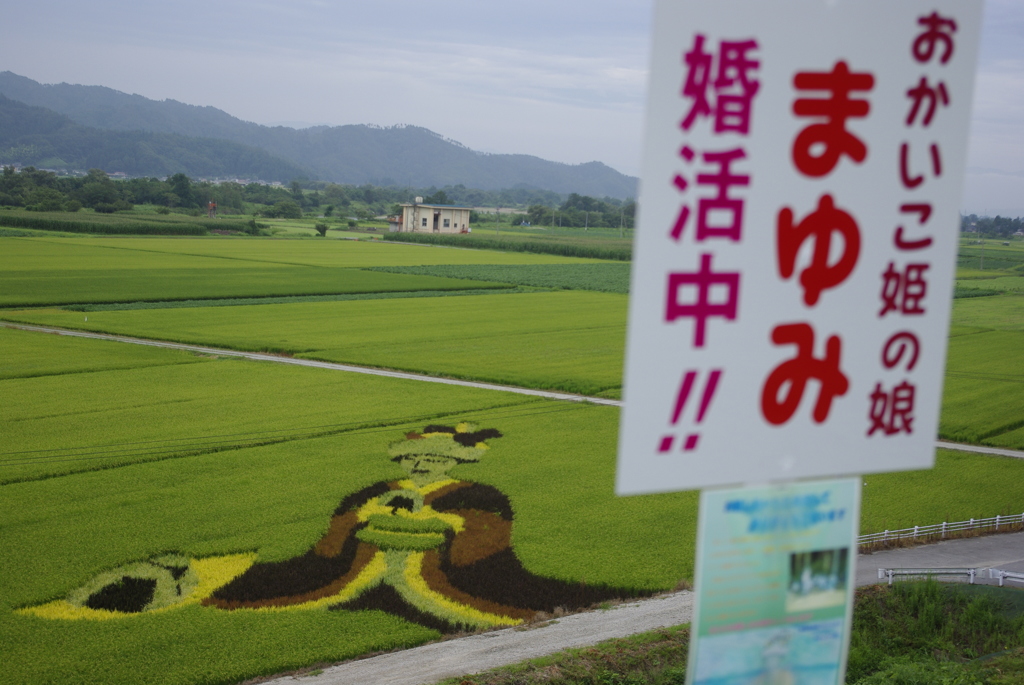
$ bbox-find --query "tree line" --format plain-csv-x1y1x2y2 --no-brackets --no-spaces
0,167,636,225
525,193,636,229
961,213,1024,238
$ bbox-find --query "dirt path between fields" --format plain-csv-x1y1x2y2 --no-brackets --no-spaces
3,322,1020,461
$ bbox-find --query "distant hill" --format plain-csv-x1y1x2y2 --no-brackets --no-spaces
0,72,638,198
0,95,310,181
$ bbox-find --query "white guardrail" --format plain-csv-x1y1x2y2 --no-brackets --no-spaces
877,568,978,585
875,568,1024,586
989,569,1024,587
858,513,1024,547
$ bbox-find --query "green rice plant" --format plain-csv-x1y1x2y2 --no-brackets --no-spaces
860,449,1024,533
16,235,604,268
0,214,210,235
1,208,255,232
64,286,541,312
0,238,510,306
942,294,1024,449
3,325,1022,684
959,276,1024,293
950,292,1024,332
0,266,506,307
3,291,629,397
953,285,1002,298
0,326,203,380
384,231,632,261
0,236,603,306
0,346,542,484
0,402,692,685
956,267,1009,280
957,250,1024,273
368,263,632,294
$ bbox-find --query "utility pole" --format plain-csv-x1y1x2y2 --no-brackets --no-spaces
495,207,500,236
585,211,589,232
619,207,624,239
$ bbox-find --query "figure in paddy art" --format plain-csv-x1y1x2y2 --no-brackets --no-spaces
21,424,642,632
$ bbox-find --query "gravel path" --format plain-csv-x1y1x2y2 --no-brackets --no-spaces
269,592,695,685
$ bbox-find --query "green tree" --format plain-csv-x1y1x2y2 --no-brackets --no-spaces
262,200,302,219
25,187,66,212
424,190,450,205
77,181,119,208
168,174,197,208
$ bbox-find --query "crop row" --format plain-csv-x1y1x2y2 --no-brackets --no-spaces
0,329,541,483
383,231,632,261
4,294,1024,685
368,263,632,294
2,291,629,396
0,214,218,235
0,266,506,307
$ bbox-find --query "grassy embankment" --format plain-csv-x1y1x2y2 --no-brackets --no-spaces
440,582,1024,685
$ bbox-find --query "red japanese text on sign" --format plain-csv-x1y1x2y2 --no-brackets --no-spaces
618,1,982,494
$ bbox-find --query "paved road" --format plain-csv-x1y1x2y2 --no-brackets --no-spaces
4,322,1022,461
856,530,1024,587
276,592,696,685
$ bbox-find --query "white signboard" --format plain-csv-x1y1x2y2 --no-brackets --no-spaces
618,0,983,495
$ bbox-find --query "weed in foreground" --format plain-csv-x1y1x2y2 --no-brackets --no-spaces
439,583,1024,685
441,626,690,685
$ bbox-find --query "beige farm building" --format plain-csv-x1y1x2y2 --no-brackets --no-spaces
390,198,471,233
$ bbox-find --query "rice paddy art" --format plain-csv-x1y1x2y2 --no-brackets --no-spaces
20,424,642,632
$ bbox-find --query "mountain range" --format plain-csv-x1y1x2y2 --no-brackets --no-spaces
0,72,638,198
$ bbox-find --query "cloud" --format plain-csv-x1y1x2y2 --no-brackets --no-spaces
2,0,1021,190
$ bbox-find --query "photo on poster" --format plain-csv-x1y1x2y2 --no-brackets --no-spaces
693,618,844,685
786,547,849,613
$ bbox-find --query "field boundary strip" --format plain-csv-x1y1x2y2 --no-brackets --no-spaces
4,322,1023,462
0,322,620,407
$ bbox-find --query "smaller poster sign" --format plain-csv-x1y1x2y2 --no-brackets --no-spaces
687,478,860,685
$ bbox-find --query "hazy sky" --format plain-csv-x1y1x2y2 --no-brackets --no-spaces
2,0,1021,214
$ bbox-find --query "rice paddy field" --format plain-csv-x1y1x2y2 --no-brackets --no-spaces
2,236,616,306
1,232,1023,685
